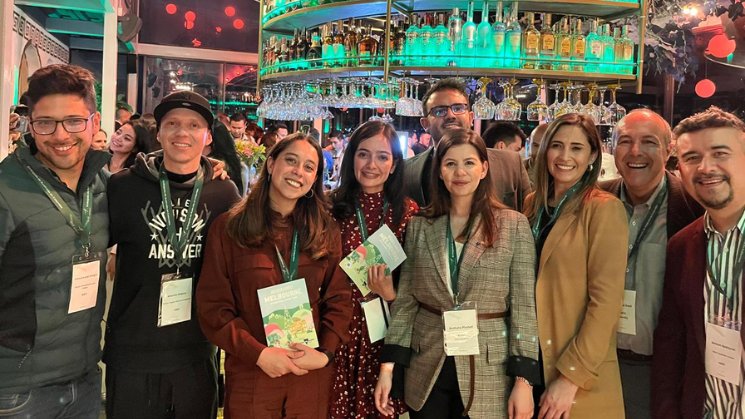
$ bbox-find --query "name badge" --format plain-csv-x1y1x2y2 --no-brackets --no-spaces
442,301,479,356
361,296,391,344
68,254,101,314
705,322,743,385
158,273,193,327
618,290,637,336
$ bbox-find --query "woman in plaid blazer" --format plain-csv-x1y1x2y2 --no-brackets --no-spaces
375,128,540,419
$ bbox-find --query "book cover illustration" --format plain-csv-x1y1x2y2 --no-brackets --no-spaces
257,278,319,349
340,224,406,296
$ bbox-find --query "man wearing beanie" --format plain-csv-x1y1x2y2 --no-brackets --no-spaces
104,91,240,418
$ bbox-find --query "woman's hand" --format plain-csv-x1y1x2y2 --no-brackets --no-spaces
288,343,329,371
206,157,229,180
256,347,308,378
374,363,395,416
538,374,579,419
508,378,534,419
368,264,396,302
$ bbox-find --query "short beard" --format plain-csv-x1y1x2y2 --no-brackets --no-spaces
698,187,734,210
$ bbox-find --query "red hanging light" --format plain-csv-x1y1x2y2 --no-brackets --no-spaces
165,3,177,15
707,34,736,58
225,6,236,17
233,19,245,30
695,79,716,98
185,11,196,22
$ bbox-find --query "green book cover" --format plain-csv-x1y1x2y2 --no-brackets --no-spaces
257,278,319,349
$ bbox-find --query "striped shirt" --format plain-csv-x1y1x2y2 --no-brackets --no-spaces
703,210,745,419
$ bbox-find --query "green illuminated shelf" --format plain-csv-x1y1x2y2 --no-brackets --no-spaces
261,66,386,81
263,0,639,32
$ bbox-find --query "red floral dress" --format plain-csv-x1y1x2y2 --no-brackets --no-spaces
329,191,418,419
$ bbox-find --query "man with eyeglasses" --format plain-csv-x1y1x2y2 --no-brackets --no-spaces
403,78,531,210
0,64,109,418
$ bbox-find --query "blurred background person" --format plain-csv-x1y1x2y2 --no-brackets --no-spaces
106,121,151,174
482,121,526,152
206,123,244,194
92,129,108,151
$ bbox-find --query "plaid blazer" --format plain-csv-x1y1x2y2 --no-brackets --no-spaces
384,210,539,418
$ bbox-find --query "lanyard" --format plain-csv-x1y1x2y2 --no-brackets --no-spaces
531,180,583,241
22,161,93,255
355,199,389,242
447,216,471,305
627,183,668,262
159,166,204,271
706,232,745,313
275,230,300,283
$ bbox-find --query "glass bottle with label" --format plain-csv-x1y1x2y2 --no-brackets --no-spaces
322,24,333,67
476,1,492,63
571,18,585,71
434,13,450,66
617,25,634,74
392,19,406,66
585,19,602,72
405,15,421,66
344,20,358,67
492,0,506,67
358,25,379,66
334,21,346,67
461,2,477,67
556,17,572,71
420,14,434,66
539,13,555,70
504,2,521,68
448,7,463,65
601,24,615,72
296,29,308,69
523,12,540,69
307,31,323,68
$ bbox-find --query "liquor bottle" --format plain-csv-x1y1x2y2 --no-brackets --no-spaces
405,15,421,65
448,8,463,65
358,25,379,66
420,14,434,65
307,31,323,67
277,38,289,71
539,13,555,70
296,29,308,69
504,2,521,68
585,19,602,72
556,17,572,71
618,25,634,74
601,24,615,72
461,2,477,67
492,0,506,67
322,24,333,67
344,20,358,67
334,20,346,67
571,18,586,71
476,1,492,63
434,13,450,66
523,12,540,69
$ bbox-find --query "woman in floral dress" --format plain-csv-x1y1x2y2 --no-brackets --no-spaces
329,121,418,418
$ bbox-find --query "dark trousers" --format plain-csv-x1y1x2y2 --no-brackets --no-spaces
619,357,652,419
0,369,101,419
409,357,469,419
105,359,217,419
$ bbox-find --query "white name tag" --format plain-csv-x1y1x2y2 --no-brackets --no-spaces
705,322,743,385
68,258,101,314
618,290,637,336
442,308,479,356
361,297,390,343
158,274,193,327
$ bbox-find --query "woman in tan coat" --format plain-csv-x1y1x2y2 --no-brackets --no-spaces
525,113,629,419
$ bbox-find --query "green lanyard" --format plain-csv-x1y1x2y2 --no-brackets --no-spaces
531,181,583,241
447,216,471,305
275,230,300,283
706,233,745,313
159,166,204,271
627,183,668,262
355,199,389,242
22,161,93,255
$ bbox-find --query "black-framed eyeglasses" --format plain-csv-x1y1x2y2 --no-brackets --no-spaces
427,103,469,118
30,113,95,135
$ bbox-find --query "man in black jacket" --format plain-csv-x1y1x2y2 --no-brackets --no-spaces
599,109,703,419
104,91,240,418
403,78,531,210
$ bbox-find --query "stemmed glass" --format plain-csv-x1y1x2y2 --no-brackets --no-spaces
607,84,626,126
596,85,613,126
580,83,601,124
546,83,562,122
473,77,496,120
554,82,574,118
527,78,548,122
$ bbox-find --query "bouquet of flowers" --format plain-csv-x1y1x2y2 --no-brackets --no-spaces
235,140,267,171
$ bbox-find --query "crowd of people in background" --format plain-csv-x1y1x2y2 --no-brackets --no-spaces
3,64,745,419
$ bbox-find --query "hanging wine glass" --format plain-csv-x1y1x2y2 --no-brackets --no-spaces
527,78,548,122
546,83,562,122
504,78,522,121
581,83,601,125
608,84,626,126
596,85,612,126
473,77,496,120
555,81,573,118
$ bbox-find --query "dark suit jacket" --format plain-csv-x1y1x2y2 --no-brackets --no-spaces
404,147,532,211
599,172,703,239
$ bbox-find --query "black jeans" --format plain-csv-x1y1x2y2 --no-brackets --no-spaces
409,357,469,419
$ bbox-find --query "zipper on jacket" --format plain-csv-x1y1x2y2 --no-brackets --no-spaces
16,348,32,369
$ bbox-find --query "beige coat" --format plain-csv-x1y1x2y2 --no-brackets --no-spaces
384,210,539,418
528,189,629,418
